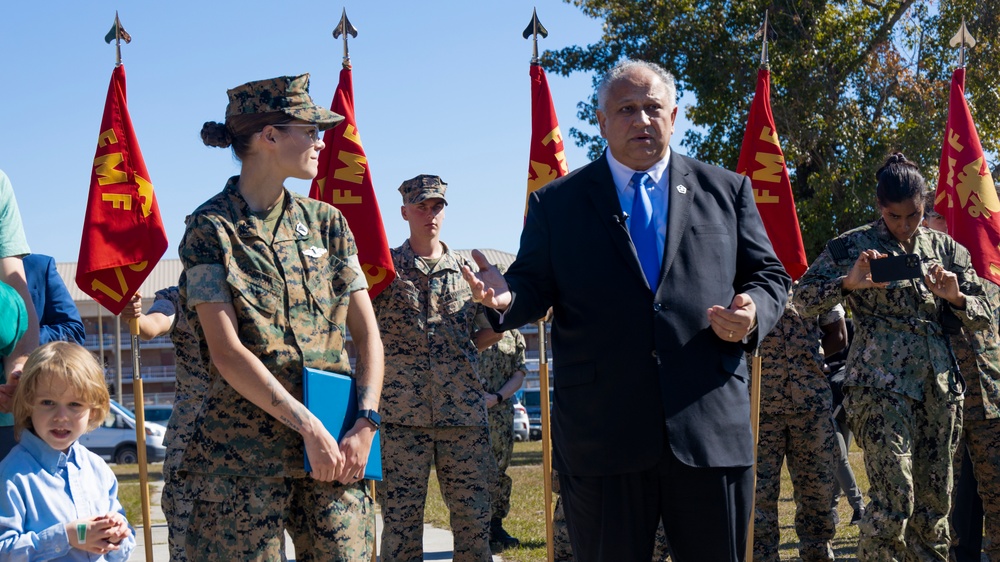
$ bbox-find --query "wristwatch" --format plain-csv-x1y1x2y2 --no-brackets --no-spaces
357,409,381,430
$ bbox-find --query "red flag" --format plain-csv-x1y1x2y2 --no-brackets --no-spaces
526,64,569,218
934,68,1000,284
77,65,167,315
310,66,395,298
736,68,808,281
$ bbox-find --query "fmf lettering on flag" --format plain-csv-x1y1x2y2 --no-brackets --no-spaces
77,64,167,315
736,68,808,280
525,64,568,218
310,66,395,298
935,68,1000,284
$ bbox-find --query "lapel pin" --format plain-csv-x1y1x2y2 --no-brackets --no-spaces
295,222,309,237
676,185,688,194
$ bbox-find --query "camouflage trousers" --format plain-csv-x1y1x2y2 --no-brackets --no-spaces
184,472,373,562
846,384,962,561
488,408,514,520
161,447,191,562
752,411,837,561
552,470,575,561
380,424,494,562
954,417,1000,561
551,469,671,562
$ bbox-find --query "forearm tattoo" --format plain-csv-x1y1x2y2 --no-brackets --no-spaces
267,378,306,433
278,403,308,434
356,384,377,410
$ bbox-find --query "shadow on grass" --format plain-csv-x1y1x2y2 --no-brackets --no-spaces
511,448,543,467
114,469,164,482
511,439,545,467
832,537,859,559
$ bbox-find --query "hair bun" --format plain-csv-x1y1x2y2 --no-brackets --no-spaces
876,152,912,180
201,121,232,148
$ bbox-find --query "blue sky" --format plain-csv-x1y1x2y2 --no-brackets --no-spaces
0,0,699,263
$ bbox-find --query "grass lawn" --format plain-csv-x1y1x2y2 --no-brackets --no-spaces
112,442,868,560
423,440,870,561
112,462,164,527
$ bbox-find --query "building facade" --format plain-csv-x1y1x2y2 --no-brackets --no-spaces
56,250,552,409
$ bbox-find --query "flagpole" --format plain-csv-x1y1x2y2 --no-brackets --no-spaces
130,318,155,561
113,11,123,67
744,13,770,562
333,8,358,70
949,17,976,69
98,13,153,559
331,10,377,560
523,10,555,559
537,317,554,562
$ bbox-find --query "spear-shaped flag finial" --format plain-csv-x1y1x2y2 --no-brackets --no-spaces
104,11,131,67
333,8,359,69
754,10,775,69
522,8,549,65
949,17,977,69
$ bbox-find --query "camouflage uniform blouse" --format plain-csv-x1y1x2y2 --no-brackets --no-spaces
179,177,366,478
148,284,208,452
480,329,528,415
951,312,1000,421
373,240,486,427
795,219,995,402
753,291,842,416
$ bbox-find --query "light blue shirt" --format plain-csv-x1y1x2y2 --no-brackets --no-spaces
606,148,671,263
0,430,135,561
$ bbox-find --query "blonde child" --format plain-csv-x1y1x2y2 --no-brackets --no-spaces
0,341,135,561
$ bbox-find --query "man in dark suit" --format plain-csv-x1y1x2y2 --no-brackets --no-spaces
462,60,790,561
23,253,85,346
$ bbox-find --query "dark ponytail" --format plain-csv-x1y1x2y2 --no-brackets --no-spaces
876,152,926,207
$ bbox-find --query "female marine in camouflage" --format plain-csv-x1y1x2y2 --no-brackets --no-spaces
795,153,998,561
178,74,384,561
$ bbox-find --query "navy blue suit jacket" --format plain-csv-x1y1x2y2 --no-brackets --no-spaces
24,254,85,345
494,152,790,477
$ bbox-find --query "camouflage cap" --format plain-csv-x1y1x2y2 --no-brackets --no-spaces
226,73,344,131
398,174,448,205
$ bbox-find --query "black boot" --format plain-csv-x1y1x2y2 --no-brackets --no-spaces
490,518,520,552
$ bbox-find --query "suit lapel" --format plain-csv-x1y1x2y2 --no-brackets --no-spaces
584,155,648,285
661,154,694,283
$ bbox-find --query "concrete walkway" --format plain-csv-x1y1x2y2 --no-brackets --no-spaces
127,484,502,561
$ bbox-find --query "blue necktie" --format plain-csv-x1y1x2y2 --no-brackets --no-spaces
630,172,660,289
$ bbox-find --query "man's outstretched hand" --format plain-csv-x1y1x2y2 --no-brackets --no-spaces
461,250,512,311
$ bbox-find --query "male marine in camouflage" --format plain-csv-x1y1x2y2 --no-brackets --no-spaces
751,288,845,561
373,175,495,562
479,327,527,551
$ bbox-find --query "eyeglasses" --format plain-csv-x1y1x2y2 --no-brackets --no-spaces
275,124,322,143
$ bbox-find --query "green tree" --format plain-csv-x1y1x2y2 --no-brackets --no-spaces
543,0,1000,259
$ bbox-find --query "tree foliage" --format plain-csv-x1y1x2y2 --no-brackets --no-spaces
543,0,1000,259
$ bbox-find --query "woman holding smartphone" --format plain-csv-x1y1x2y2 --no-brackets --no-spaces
794,152,998,559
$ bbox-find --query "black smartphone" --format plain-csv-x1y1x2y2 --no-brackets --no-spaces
870,253,922,283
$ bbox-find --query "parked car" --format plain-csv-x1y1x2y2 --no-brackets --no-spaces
142,404,173,424
516,388,553,441
78,400,167,464
512,394,530,442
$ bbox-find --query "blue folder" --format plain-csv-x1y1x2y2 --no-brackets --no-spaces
303,367,382,480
